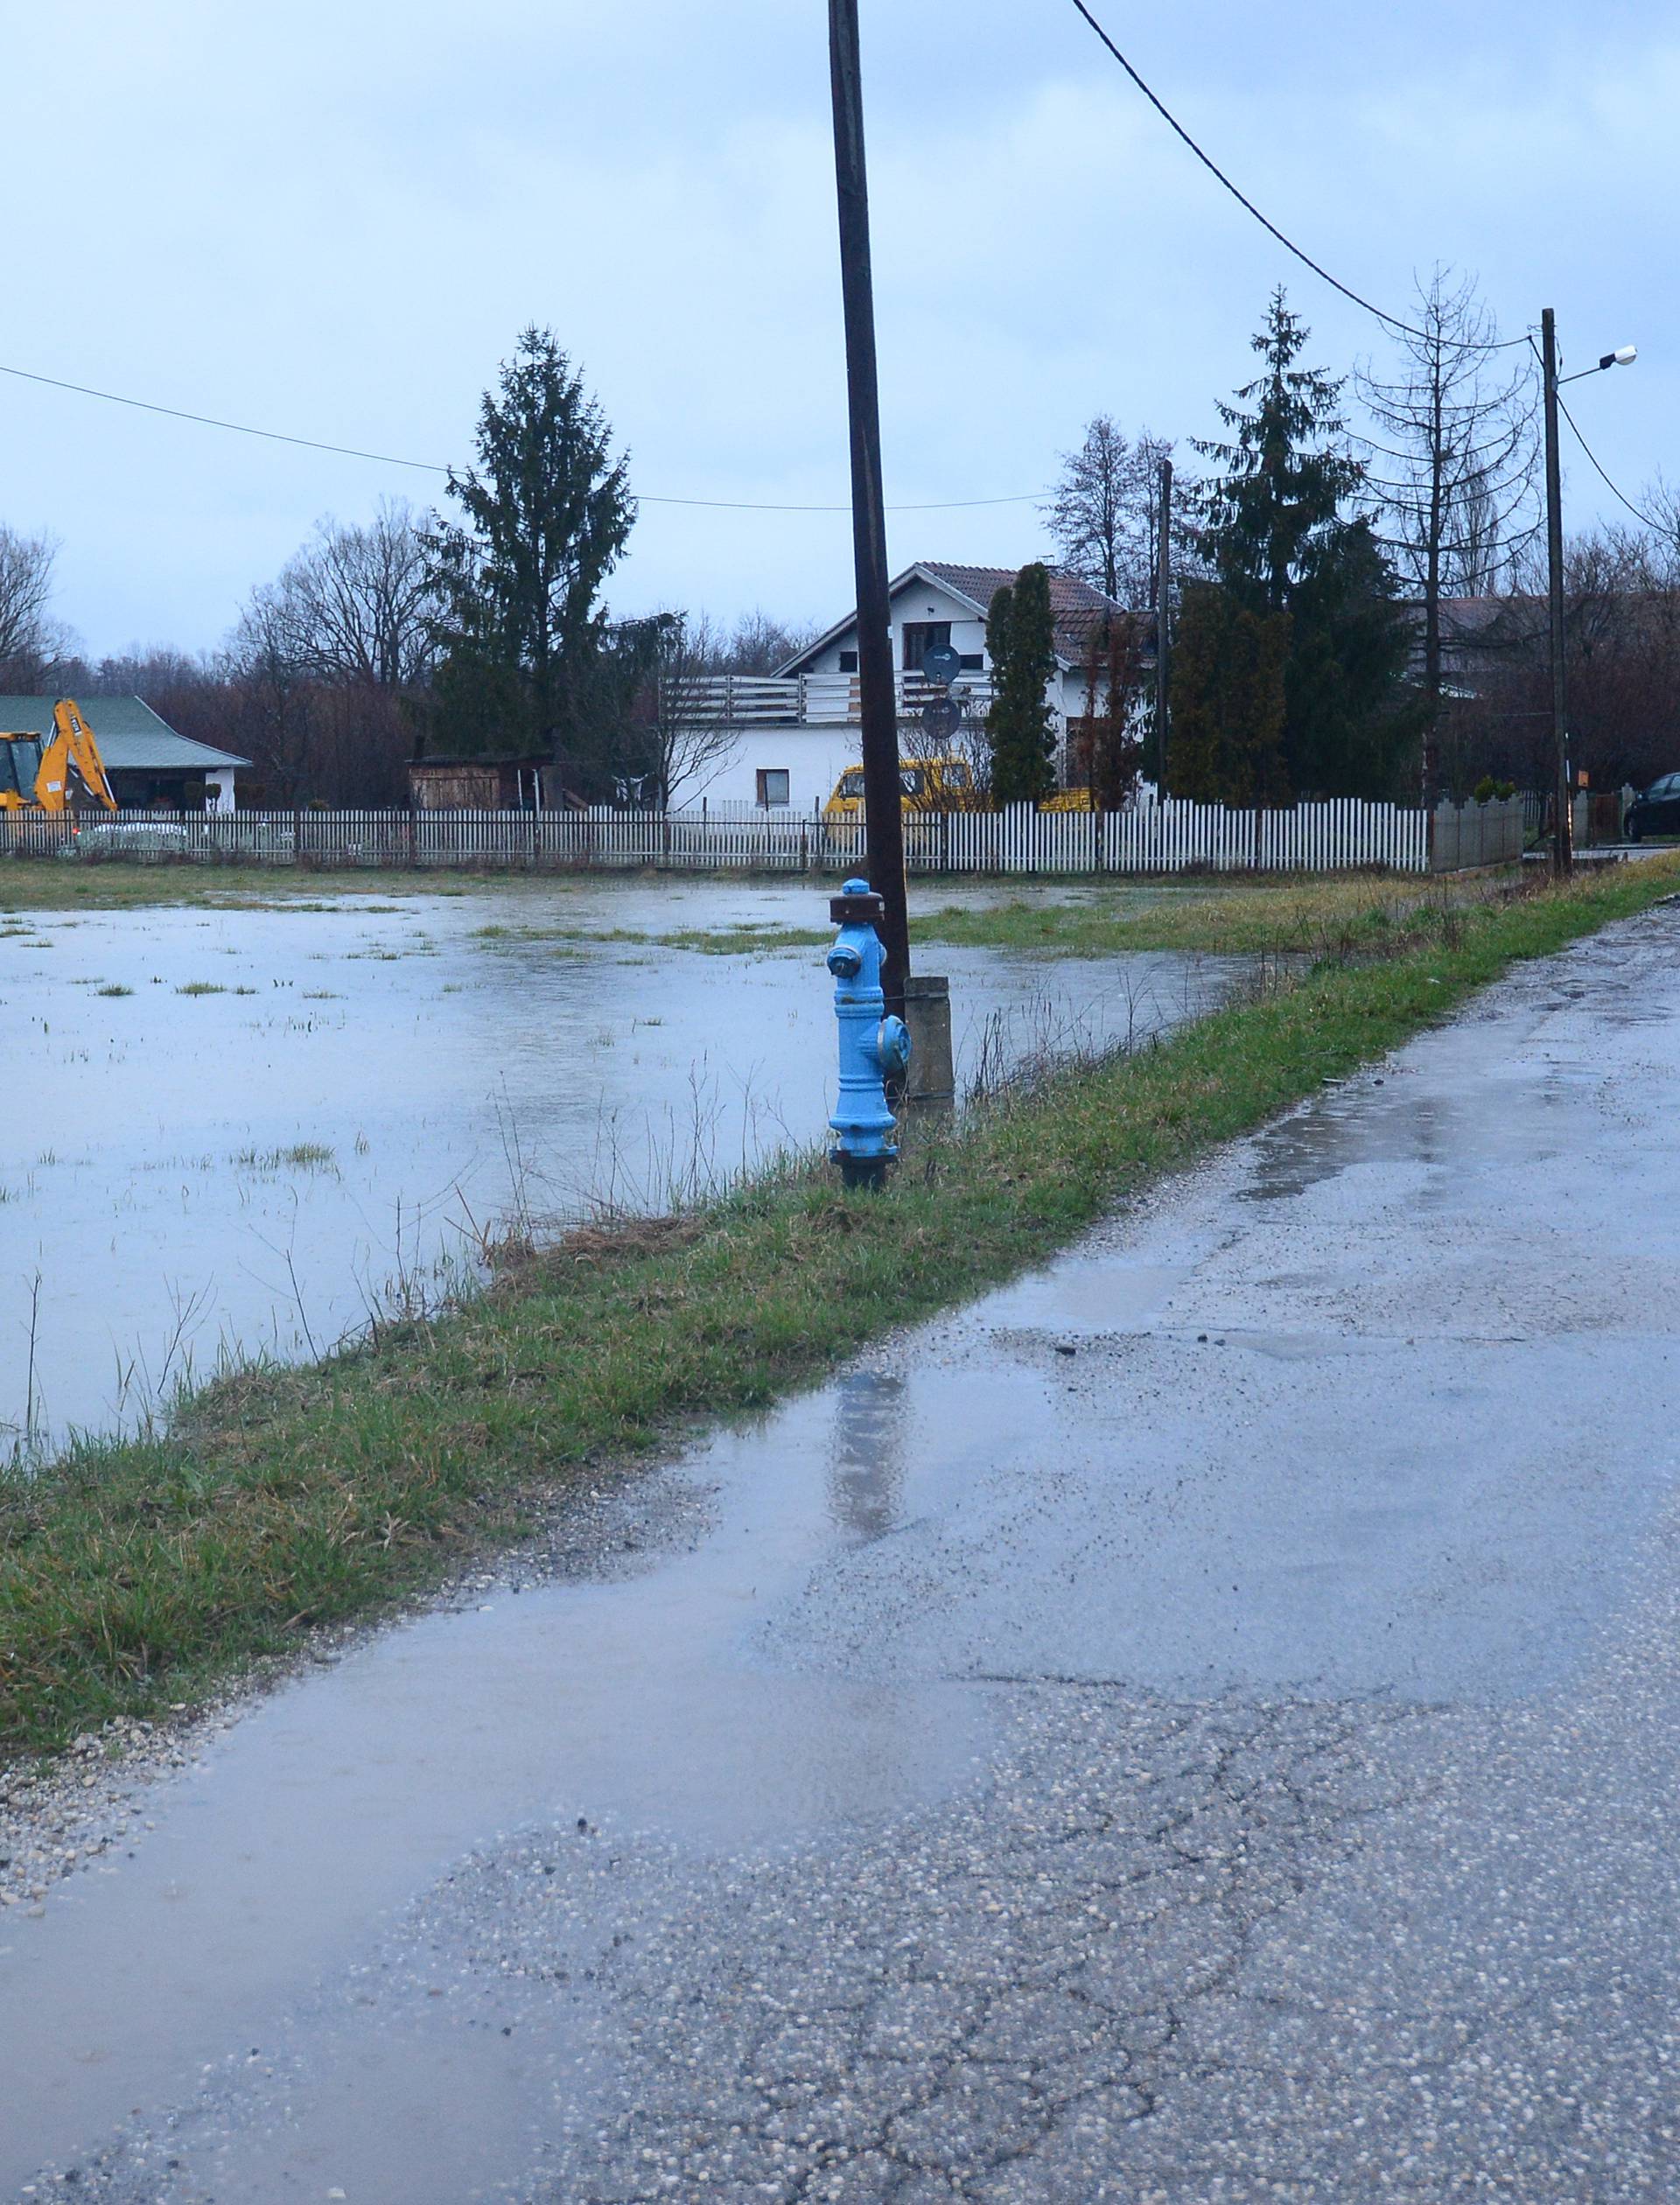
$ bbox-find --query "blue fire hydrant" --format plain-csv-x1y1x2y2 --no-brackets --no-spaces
828,878,911,1189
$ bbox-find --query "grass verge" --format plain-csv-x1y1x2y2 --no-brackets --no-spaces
4,858,1676,1760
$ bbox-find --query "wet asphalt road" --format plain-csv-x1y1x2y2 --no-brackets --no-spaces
8,907,1680,2200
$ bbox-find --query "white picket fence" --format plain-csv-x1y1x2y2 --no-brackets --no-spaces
0,797,1438,875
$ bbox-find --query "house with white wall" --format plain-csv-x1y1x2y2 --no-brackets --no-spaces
0,695,247,809
675,562,1132,812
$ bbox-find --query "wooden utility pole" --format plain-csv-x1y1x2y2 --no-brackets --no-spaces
1541,307,1571,877
1154,456,1172,790
828,0,908,1011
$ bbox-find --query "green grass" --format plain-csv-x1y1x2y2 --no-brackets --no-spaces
642,874,1520,961
4,858,1676,1761
454,877,1515,963
233,1142,337,1173
94,984,134,998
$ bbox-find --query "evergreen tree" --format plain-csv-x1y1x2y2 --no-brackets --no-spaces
423,328,634,784
1167,584,1290,804
1194,289,1412,795
985,564,1058,805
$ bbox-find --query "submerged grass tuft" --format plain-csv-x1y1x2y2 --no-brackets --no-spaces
3,858,1676,1760
233,1142,338,1173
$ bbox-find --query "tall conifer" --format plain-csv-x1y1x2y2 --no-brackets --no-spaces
1193,290,1412,796
985,564,1058,805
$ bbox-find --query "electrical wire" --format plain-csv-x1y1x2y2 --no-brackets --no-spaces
1518,333,1665,534
1554,389,1665,533
1063,0,1530,352
0,360,451,474
0,360,1043,513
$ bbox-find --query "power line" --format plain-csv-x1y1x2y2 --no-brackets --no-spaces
0,359,1042,514
1063,0,1529,352
0,360,452,475
1555,389,1664,533
1520,334,1664,534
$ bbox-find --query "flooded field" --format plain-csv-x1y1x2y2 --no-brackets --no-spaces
2,878,1249,1449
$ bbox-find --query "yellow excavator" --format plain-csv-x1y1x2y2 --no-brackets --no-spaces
0,698,118,814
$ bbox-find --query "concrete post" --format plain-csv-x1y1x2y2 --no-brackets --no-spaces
901,975,955,1117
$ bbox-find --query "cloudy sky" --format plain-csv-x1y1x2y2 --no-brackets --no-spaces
6,0,1675,658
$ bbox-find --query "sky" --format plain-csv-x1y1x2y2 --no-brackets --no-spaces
5,0,1676,661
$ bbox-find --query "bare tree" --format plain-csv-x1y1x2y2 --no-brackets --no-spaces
1442,513,1680,797
0,526,76,685
225,585,328,802
1044,417,1173,606
261,500,436,688
899,691,991,807
714,609,820,675
1071,614,1148,807
574,612,740,807
218,502,438,802
1355,270,1537,797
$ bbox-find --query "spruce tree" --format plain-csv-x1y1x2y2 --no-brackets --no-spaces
1167,583,1290,805
423,328,634,785
985,564,1058,805
1194,289,1412,796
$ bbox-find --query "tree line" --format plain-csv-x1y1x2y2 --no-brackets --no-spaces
1042,273,1676,806
0,329,813,807
2,287,1676,808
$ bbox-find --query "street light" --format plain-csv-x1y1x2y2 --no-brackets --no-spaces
1559,344,1638,387
1540,311,1638,875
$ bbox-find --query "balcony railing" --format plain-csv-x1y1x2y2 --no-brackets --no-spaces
665,671,1000,726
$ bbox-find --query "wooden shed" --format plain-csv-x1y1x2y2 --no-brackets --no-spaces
407,755,553,810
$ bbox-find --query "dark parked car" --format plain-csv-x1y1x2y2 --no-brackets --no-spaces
1625,774,1680,840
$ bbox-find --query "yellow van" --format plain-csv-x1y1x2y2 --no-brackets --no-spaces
821,758,1093,846
822,757,977,822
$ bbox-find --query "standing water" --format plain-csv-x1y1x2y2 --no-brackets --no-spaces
1,879,1250,1448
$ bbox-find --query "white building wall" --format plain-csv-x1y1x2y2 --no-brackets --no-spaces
682,569,1125,811
800,576,991,677
681,726,866,814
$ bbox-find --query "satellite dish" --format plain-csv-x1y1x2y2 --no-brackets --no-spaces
920,640,962,686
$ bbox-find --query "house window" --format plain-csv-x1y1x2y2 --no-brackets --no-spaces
756,768,791,808
901,620,952,672
958,653,984,671
837,649,859,673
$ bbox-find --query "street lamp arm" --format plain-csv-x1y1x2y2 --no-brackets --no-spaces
1558,345,1638,387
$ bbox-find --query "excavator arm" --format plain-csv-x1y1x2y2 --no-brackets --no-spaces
0,699,118,813
38,698,118,812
